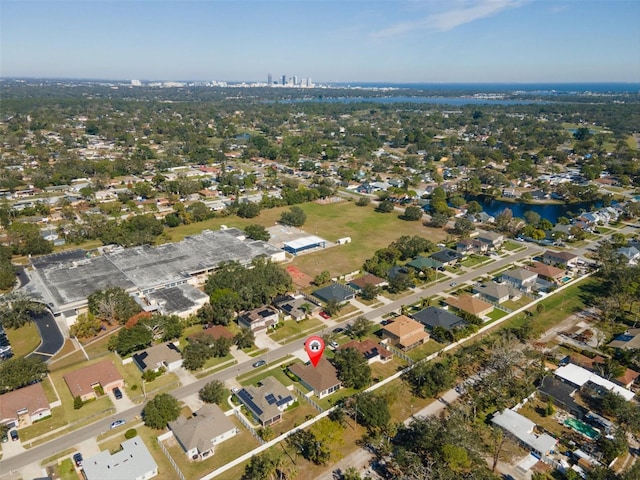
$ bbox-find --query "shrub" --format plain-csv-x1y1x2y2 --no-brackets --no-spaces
73,396,83,410
124,428,137,439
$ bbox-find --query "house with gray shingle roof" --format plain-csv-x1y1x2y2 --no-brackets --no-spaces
500,268,538,292
168,404,237,460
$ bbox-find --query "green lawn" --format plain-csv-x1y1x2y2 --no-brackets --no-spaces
239,361,303,388
503,241,524,252
460,254,490,268
4,322,40,358
486,309,508,321
406,339,446,362
52,458,80,480
268,317,324,343
502,297,533,311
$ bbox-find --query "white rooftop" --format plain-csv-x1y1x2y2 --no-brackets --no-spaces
491,409,557,455
83,437,158,480
283,235,325,250
555,364,635,401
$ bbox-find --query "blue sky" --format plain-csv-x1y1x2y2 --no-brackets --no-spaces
2,0,639,83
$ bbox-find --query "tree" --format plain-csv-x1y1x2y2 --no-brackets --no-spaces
313,270,331,286
286,429,331,465
355,197,370,207
245,224,270,241
360,283,379,301
7,222,53,255
453,217,475,237
375,200,395,213
237,201,261,218
333,347,371,389
241,452,277,480
279,206,307,226
74,395,84,410
109,323,153,356
323,299,345,317
235,328,255,349
182,342,212,370
199,380,226,404
0,292,46,329
69,312,102,339
353,391,390,430
350,316,373,340
88,286,141,325
524,211,541,226
0,357,48,393
598,428,628,464
142,393,180,429
402,206,423,221
466,200,483,215
388,272,413,294
429,212,449,228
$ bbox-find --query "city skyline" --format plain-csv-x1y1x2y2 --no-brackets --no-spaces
1,0,639,83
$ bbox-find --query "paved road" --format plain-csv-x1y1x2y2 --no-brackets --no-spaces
26,310,64,362
0,243,541,474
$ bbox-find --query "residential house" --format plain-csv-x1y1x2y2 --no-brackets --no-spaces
273,295,320,321
554,363,635,401
412,306,467,332
614,368,640,390
444,294,493,318
289,358,342,399
168,404,237,460
312,283,356,303
455,238,488,255
537,376,586,420
542,250,579,268
617,246,640,265
338,339,394,364
430,249,463,266
237,305,280,332
381,315,430,351
406,256,444,272
63,360,124,402
476,231,505,250
524,262,566,285
473,282,515,304
491,409,557,457
236,377,295,426
133,342,183,373
500,268,538,292
0,383,51,429
82,438,158,480
199,325,235,342
607,329,640,351
347,274,387,291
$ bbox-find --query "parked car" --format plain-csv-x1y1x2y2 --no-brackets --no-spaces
252,360,266,368
329,341,339,349
332,327,344,334
110,419,126,429
449,282,457,287
113,387,123,400
319,311,331,319
73,452,83,467
10,429,19,441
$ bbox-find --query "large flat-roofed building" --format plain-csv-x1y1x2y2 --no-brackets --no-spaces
25,228,284,319
83,437,158,480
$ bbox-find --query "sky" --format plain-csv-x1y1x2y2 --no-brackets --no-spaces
1,0,639,83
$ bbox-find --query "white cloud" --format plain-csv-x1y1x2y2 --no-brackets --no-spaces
372,0,527,39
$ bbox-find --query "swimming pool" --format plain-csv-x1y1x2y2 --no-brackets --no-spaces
562,276,571,283
564,417,599,440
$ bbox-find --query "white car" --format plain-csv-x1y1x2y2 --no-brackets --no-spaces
329,341,339,349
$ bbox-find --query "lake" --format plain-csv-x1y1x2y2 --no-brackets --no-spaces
276,96,547,106
467,195,605,224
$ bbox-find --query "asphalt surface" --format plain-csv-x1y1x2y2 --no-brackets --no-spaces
26,310,64,362
0,243,541,474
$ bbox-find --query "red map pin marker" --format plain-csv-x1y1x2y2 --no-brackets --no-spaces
305,336,325,367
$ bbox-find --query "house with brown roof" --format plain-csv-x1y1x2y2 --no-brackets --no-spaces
63,359,124,402
445,294,494,318
542,250,579,268
289,357,342,399
133,342,183,373
381,315,429,351
347,274,387,291
168,404,237,460
338,339,394,364
525,261,566,284
198,325,235,341
0,383,51,429
237,305,279,332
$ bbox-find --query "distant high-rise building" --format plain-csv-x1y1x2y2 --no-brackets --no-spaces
267,73,272,85
131,79,142,87
293,75,298,85
281,75,286,86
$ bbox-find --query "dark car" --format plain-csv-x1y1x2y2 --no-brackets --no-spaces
10,429,19,441
252,360,266,368
73,452,83,467
332,327,344,334
113,387,123,400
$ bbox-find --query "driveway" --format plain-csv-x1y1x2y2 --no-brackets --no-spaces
27,310,64,362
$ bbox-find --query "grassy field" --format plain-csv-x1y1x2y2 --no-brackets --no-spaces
5,322,40,358
407,339,446,362
268,317,324,343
